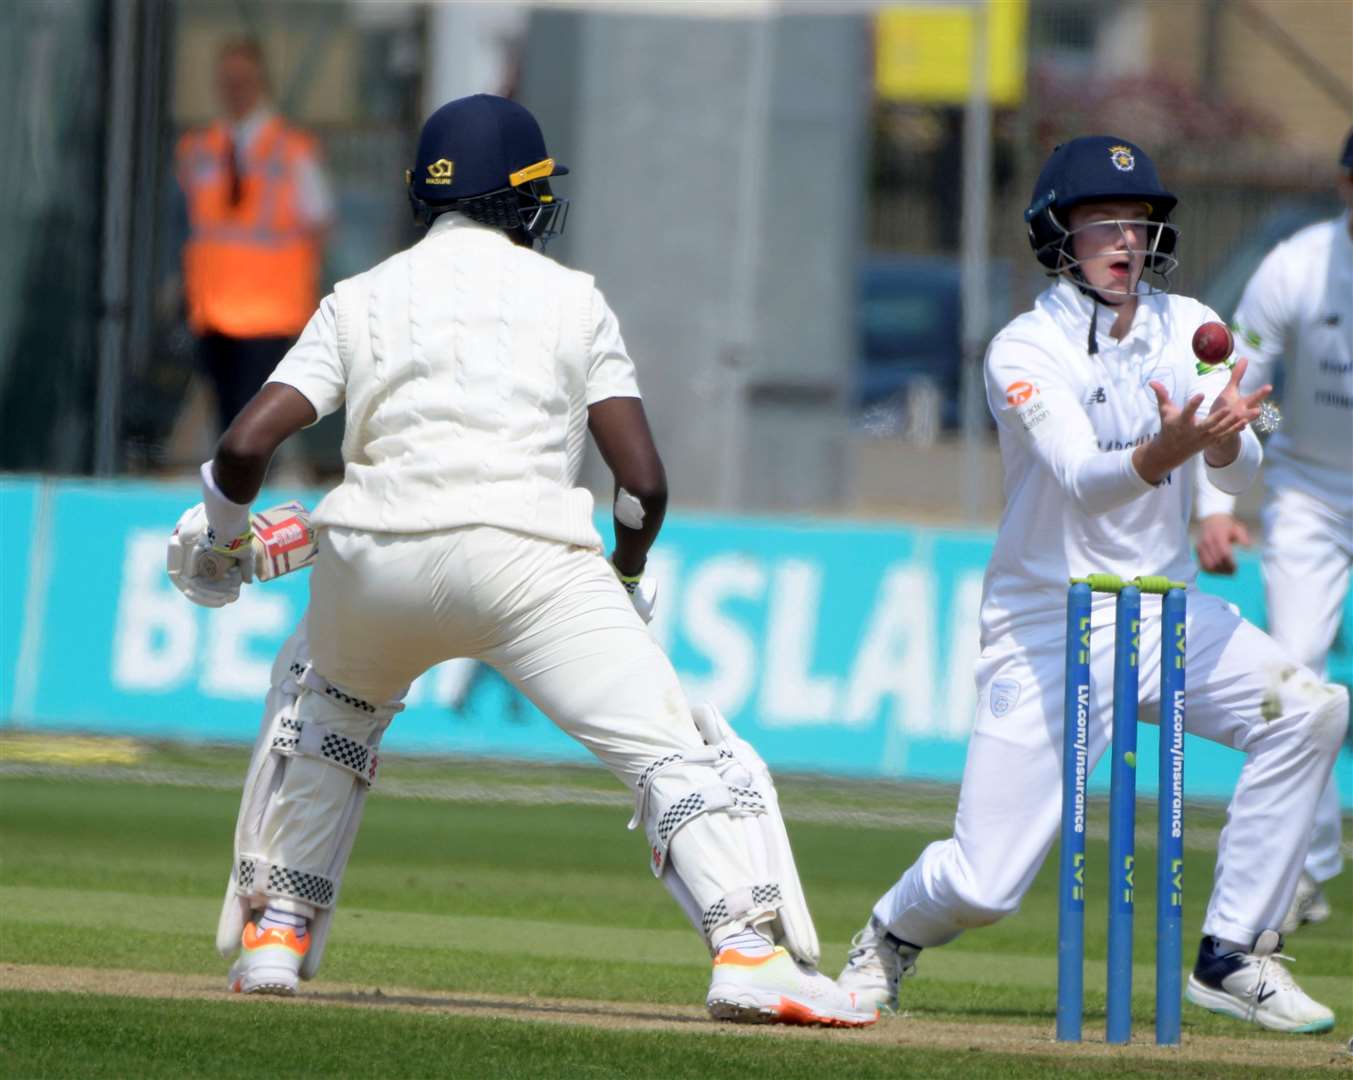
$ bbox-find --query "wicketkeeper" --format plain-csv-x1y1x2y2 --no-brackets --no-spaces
837,136,1346,1034
166,94,875,1027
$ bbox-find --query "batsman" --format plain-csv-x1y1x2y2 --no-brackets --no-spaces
164,94,875,1027
837,136,1346,1034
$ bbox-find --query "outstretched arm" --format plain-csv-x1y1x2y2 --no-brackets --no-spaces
587,396,667,578
1132,359,1269,487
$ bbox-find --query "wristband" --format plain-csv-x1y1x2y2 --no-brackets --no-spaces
200,460,253,548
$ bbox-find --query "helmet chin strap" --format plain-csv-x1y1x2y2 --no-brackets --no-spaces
1066,267,1135,355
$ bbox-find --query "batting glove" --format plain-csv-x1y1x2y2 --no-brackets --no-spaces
166,503,252,608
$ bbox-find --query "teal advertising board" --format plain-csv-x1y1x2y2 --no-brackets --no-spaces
1,476,1350,806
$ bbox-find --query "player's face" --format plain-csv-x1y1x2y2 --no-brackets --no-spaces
1067,201,1151,299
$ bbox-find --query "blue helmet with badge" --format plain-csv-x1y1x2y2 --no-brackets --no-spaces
1024,135,1179,289
406,94,569,247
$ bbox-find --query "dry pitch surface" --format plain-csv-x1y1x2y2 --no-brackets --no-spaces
5,964,1352,1072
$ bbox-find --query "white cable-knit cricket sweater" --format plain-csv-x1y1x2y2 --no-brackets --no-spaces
266,213,640,548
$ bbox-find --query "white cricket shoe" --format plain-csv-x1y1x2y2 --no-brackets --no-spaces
706,946,878,1027
227,922,309,996
836,915,920,1014
1185,934,1334,1034
1279,871,1332,935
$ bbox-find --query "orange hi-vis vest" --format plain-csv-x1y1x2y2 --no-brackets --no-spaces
177,117,321,338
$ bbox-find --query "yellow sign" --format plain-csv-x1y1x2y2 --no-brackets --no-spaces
876,1,1028,107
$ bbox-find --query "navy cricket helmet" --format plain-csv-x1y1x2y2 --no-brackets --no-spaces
1024,136,1179,284
406,94,569,246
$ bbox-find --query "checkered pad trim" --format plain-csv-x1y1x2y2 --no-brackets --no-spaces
319,731,374,780
636,752,684,792
237,857,336,907
270,714,303,753
656,792,705,846
728,786,766,814
266,863,335,907
289,661,378,715
654,786,765,848
269,717,377,785
701,883,782,935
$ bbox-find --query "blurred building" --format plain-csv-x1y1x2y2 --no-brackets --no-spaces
1,0,1348,526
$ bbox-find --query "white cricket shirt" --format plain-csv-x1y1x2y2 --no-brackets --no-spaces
267,213,640,547
1196,213,1353,518
981,277,1262,643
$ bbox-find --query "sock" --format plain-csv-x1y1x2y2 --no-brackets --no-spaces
259,906,308,937
1214,937,1248,956
716,925,775,958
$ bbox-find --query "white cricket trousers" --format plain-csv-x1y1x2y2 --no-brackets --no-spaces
1261,485,1352,884
872,590,1348,951
267,523,754,940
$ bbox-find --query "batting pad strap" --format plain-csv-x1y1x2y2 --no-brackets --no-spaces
648,782,767,876
702,883,783,938
237,856,337,910
271,714,380,786
287,661,404,722
627,748,719,831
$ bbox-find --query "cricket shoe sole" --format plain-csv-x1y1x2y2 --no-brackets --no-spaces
706,947,877,1028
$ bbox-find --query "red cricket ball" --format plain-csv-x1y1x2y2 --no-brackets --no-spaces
1191,321,1234,364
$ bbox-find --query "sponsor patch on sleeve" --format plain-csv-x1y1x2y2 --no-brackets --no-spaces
1005,380,1037,406
1016,398,1050,431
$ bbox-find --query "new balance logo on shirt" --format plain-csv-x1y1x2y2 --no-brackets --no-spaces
1085,386,1107,405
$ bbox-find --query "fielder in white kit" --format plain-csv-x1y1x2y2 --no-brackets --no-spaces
164,94,875,1027
837,136,1346,1034
1195,129,1353,934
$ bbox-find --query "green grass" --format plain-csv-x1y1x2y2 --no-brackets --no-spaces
1,740,1350,1077
2,992,1324,1080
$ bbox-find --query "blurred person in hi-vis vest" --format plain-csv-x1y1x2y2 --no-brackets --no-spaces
175,37,332,434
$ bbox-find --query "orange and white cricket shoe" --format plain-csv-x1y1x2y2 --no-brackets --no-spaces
227,922,309,996
706,946,878,1027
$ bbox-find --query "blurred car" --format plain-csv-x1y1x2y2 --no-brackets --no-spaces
855,255,1011,440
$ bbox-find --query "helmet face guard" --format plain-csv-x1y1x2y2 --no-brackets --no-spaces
1024,136,1180,300
405,172,570,249
1029,207,1180,299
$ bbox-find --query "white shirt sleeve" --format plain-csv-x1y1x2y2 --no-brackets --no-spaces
1193,457,1238,519
986,336,1154,514
1202,426,1262,494
1230,246,1290,395
585,288,641,405
266,293,345,423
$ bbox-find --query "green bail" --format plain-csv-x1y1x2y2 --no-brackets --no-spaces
1070,573,1126,593
1133,575,1187,595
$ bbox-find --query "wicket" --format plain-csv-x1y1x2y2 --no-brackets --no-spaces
1056,573,1187,1046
